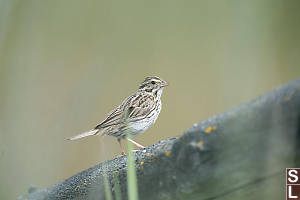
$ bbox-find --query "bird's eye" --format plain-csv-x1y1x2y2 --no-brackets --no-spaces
151,81,156,85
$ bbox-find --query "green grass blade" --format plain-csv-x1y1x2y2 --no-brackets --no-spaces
126,136,138,200
125,110,138,200
113,172,122,200
103,173,113,200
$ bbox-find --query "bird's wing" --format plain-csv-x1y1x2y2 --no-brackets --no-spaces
128,94,156,121
94,93,156,129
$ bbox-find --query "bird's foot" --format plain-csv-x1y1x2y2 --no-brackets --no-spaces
127,138,145,149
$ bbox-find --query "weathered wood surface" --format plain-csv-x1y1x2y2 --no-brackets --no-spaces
19,79,300,200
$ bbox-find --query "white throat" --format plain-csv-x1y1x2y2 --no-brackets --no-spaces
156,88,163,100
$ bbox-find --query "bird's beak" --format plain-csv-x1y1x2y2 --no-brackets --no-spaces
160,82,169,87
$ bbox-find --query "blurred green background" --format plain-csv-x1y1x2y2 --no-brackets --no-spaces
0,0,299,199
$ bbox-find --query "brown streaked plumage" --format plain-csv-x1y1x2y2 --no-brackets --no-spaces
67,76,168,154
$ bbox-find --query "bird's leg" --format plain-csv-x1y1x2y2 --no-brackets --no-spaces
127,138,145,149
118,138,125,155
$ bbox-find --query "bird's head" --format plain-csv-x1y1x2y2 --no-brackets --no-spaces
138,76,168,95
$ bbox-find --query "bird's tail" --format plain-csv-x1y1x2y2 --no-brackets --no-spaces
67,129,99,141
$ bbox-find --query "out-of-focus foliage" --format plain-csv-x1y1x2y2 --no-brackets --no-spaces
0,0,299,199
